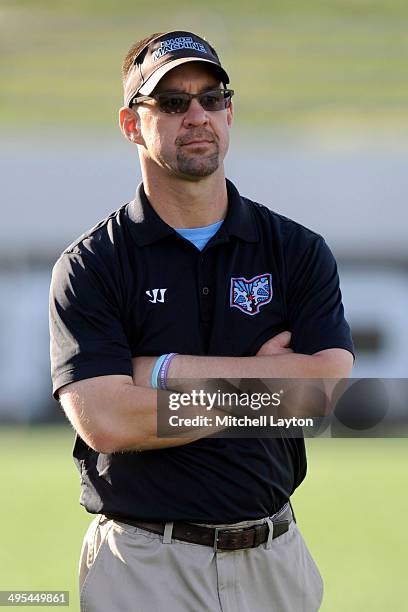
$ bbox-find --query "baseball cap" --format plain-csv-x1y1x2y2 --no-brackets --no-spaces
124,30,230,108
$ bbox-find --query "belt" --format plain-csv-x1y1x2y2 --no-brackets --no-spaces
105,505,292,552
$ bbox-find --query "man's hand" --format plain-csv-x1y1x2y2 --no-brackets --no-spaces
256,331,293,356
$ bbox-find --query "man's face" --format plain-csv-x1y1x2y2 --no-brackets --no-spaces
135,62,233,180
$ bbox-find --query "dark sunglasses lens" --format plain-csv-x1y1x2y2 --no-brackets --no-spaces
157,93,190,114
199,90,231,111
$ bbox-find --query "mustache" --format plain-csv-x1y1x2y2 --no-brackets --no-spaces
176,129,216,146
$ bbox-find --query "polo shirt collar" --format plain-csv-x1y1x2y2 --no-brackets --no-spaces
222,179,259,243
126,183,175,246
126,179,259,246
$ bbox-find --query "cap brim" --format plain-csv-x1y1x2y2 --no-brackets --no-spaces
138,57,229,96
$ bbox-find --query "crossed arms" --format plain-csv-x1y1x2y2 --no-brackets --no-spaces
59,331,353,454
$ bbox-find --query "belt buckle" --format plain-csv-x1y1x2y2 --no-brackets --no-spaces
213,526,250,552
213,527,238,552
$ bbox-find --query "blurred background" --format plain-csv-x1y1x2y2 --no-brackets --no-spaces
1,1,407,610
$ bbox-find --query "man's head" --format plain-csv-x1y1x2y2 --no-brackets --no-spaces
119,31,233,182
122,31,230,107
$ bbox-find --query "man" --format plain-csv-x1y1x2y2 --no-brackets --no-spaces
49,30,354,612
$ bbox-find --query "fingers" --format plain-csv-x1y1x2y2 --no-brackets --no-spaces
256,331,292,356
271,331,292,347
278,346,294,354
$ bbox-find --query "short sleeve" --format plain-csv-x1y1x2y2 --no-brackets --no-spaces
286,236,354,357
49,251,133,399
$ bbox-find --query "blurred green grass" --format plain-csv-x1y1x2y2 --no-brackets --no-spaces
1,0,408,133
0,426,407,611
0,426,89,611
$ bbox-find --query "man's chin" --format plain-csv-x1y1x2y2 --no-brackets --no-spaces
176,155,220,179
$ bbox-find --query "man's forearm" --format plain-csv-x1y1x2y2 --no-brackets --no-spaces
130,349,352,421
165,351,353,419
168,351,351,381
60,376,229,454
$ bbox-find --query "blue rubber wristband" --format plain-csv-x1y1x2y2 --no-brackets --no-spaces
158,352,178,390
151,354,168,389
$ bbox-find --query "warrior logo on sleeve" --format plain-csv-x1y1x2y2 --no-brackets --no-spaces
230,273,273,316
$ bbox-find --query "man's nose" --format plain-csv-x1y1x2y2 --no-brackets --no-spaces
182,97,209,128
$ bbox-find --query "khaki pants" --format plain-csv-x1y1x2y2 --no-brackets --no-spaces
79,508,323,612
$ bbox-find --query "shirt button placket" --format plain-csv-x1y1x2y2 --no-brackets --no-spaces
198,252,212,322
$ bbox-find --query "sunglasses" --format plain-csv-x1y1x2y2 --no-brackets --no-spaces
130,88,234,114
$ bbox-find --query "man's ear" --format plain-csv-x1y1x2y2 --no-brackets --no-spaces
227,100,234,128
119,106,144,145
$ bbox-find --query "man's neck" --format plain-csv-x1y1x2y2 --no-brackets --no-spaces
141,168,228,229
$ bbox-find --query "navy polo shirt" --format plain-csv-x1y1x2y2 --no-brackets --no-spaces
49,179,353,523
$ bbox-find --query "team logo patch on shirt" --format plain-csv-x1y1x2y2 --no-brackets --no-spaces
230,274,273,316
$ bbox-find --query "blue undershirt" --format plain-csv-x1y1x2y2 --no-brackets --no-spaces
175,220,224,251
